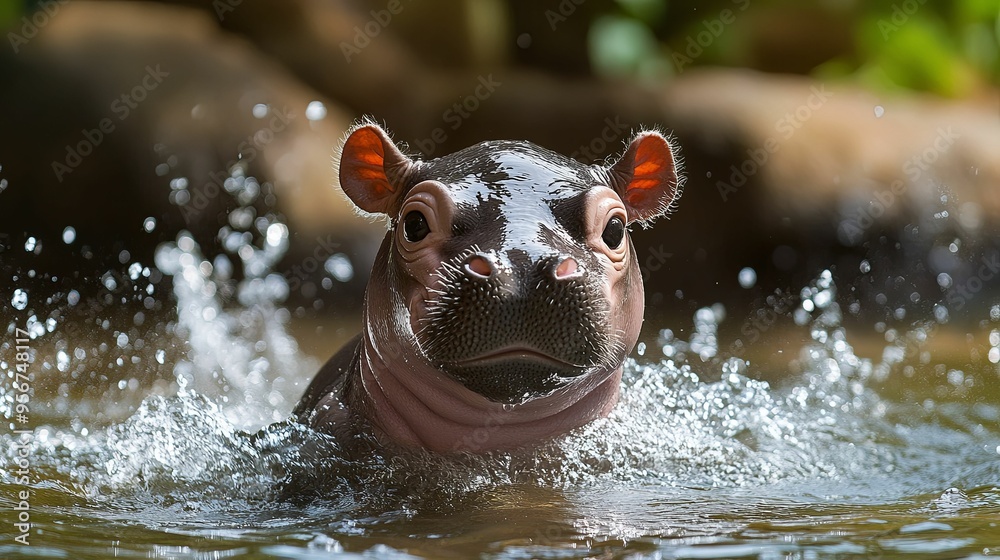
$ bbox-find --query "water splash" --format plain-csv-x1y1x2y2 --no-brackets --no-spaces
0,260,996,559
154,169,314,429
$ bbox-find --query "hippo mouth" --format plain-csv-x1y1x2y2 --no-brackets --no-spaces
438,345,593,404
450,346,585,370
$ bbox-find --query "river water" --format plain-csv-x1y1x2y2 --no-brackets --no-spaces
2,178,999,559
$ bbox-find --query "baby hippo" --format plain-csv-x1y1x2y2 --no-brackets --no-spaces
294,121,682,452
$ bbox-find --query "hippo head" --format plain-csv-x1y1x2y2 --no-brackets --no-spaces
338,122,681,407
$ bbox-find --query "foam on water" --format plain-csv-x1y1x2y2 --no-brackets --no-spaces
7,267,984,521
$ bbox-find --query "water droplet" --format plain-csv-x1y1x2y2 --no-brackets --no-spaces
737,267,757,289
143,217,157,233
265,223,288,248
947,369,964,386
516,32,532,49
252,103,269,118
178,234,196,252
128,262,143,280
325,253,354,282
156,349,166,365
873,105,884,118
24,237,37,253
637,342,646,356
57,350,70,372
26,315,45,338
117,333,129,348
305,101,327,121
933,304,949,323
202,307,217,321
11,289,28,310
62,227,76,244
814,290,832,308
989,329,999,364
859,260,871,274
67,290,80,306
102,273,118,291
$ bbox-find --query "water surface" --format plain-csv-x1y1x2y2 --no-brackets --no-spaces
2,185,999,559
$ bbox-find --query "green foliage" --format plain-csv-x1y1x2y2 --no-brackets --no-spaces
589,14,671,80
615,0,668,24
588,0,1000,97
853,0,998,96
0,0,24,29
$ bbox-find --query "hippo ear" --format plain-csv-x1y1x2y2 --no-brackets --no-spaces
606,130,681,225
337,123,416,216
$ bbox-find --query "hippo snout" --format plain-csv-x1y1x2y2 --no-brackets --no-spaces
456,250,585,286
418,250,610,403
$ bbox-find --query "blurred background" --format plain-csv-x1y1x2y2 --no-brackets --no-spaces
1,0,998,369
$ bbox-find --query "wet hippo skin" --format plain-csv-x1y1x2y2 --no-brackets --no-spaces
294,120,682,452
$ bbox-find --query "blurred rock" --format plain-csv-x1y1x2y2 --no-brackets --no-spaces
653,69,1000,317
0,0,378,287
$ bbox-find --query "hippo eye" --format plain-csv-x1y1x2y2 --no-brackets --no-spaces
602,216,625,249
403,210,430,242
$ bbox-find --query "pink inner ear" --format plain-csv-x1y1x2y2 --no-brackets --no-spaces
621,134,677,222
340,126,397,213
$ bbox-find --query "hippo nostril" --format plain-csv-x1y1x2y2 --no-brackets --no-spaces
553,256,582,280
464,254,494,279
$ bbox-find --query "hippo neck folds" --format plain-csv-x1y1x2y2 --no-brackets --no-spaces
332,122,680,452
